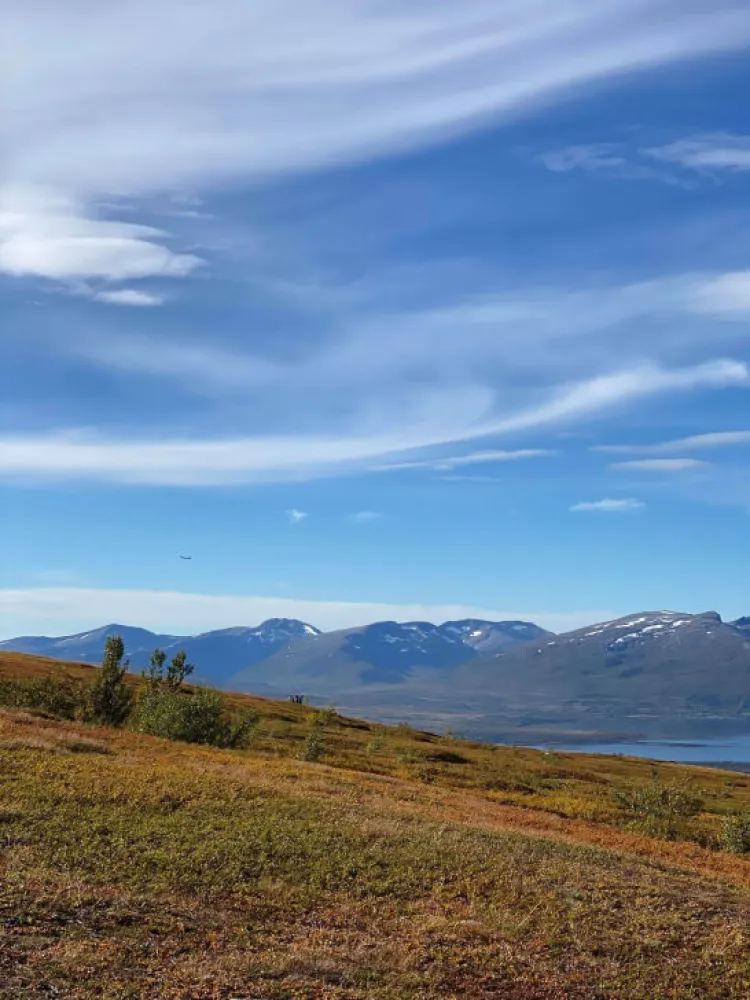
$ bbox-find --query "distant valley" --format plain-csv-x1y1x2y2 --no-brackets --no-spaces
2,610,749,742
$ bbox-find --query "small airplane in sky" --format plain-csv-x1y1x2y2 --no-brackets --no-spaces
179,555,192,561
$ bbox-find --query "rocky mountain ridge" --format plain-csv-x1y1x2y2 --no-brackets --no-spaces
0,616,548,687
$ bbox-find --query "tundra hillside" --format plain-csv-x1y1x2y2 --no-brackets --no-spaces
1,649,749,999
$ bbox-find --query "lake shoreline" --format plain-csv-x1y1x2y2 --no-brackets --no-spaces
514,733,750,770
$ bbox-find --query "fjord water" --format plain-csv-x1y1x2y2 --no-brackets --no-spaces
538,734,750,769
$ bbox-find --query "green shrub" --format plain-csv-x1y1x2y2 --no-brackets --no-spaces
365,725,385,755
316,703,336,726
614,771,703,840
298,708,333,762
135,686,257,749
180,688,257,748
135,646,257,749
720,812,750,854
134,687,186,741
0,673,85,719
299,724,324,762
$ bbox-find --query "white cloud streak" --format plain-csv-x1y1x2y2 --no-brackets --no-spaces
4,3,746,306
0,360,743,485
92,289,165,307
55,268,750,413
610,458,711,472
540,135,750,184
570,498,645,512
380,449,556,472
483,361,748,436
596,430,750,456
0,587,617,638
647,133,750,173
537,143,678,184
689,271,750,317
9,2,750,202
349,510,382,523
540,144,627,173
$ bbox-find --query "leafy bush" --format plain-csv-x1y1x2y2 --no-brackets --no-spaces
299,724,324,762
614,771,703,839
316,704,336,726
0,673,85,719
134,686,185,740
298,708,334,762
1,638,133,729
136,685,258,748
720,812,750,854
183,689,259,748
135,648,257,748
365,725,385,755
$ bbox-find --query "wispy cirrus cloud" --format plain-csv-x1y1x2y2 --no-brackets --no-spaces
91,289,165,307
56,267,750,402
436,474,500,483
537,143,680,184
646,133,750,173
689,271,750,317
5,1,750,303
5,2,750,501
571,498,645,512
595,430,750,456
349,511,381,523
380,449,556,472
286,509,308,524
610,458,711,472
10,2,749,200
0,360,744,485
538,135,750,186
539,144,627,174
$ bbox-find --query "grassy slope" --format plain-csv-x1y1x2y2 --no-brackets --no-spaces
1,651,749,999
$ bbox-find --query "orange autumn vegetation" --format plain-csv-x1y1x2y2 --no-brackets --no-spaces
1,649,749,999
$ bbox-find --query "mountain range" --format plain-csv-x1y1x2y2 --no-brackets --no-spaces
0,619,321,686
2,611,749,741
0,617,549,687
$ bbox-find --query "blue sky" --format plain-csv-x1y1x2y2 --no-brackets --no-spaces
3,1,750,637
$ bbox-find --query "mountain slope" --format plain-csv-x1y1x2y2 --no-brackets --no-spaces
0,619,321,685
172,619,321,684
0,624,183,665
0,618,550,691
429,610,750,739
228,618,552,692
228,610,750,742
456,610,750,708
